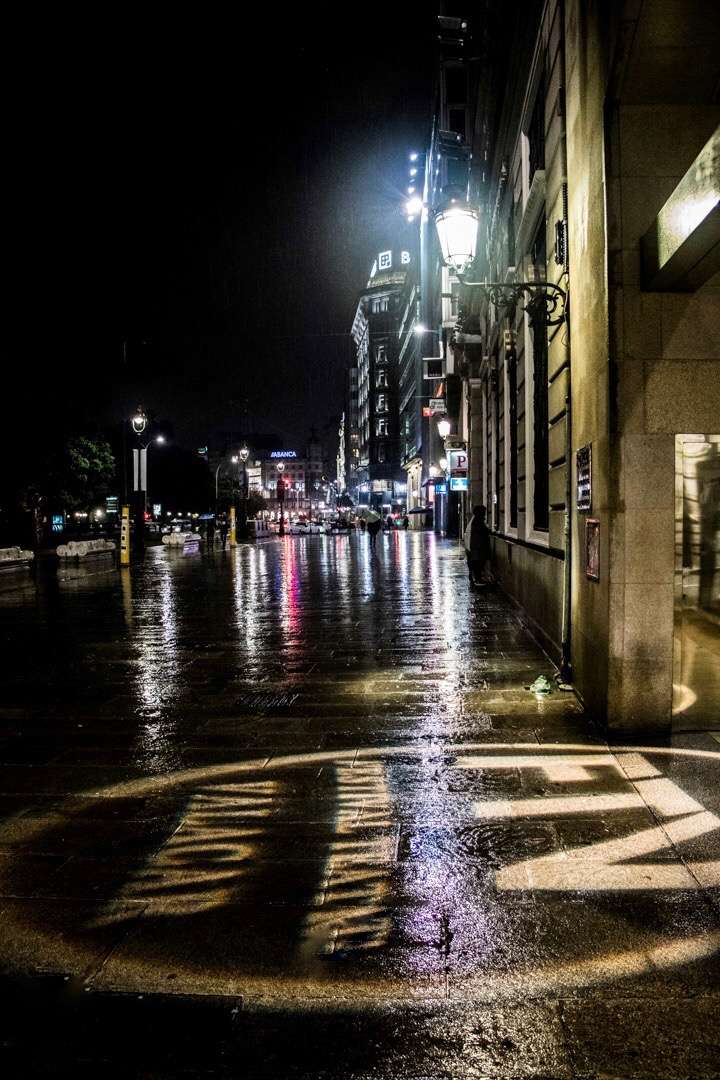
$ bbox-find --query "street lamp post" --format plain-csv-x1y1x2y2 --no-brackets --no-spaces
276,462,286,536
129,407,165,555
239,445,249,540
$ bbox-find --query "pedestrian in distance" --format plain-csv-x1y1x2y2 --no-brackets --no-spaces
385,514,394,531
219,516,228,548
365,510,382,552
206,516,216,547
402,514,409,531
463,505,492,588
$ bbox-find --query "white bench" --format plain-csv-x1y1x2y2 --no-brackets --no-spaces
0,546,35,573
56,539,116,559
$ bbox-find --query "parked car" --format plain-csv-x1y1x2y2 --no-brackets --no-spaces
288,520,325,536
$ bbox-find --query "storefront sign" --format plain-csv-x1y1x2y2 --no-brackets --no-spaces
271,450,297,459
450,477,469,492
576,444,592,511
51,514,64,533
105,496,119,515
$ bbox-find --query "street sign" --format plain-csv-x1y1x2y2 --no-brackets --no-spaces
435,482,448,494
448,450,468,475
423,358,444,380
450,477,469,491
576,444,592,512
51,514,64,533
106,496,119,515
429,398,446,413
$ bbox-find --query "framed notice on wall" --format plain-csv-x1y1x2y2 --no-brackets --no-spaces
585,518,600,581
576,444,592,511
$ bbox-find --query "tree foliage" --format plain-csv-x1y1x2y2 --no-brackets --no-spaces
50,436,116,511
245,493,267,519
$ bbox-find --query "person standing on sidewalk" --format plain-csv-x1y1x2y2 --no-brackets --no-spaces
218,516,228,548
463,505,492,587
206,516,216,547
365,510,382,553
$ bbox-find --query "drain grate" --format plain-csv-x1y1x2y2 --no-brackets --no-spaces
234,691,299,713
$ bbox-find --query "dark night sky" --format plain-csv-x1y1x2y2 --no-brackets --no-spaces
19,8,437,454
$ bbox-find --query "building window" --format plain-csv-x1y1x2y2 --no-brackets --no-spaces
376,394,387,413
445,66,466,104
376,369,388,388
375,344,387,364
531,219,549,531
376,418,389,437
371,297,389,314
507,205,516,269
528,75,545,186
508,353,518,529
377,444,387,463
449,108,466,140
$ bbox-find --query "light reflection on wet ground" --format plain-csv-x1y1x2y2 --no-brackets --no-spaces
0,533,718,1076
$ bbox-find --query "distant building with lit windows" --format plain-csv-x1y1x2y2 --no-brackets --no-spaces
347,248,416,511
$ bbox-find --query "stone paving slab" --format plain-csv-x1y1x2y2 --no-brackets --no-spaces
0,535,717,1076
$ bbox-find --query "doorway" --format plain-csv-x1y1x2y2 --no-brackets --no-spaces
673,435,720,730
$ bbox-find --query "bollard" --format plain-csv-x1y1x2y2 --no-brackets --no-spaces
120,505,131,566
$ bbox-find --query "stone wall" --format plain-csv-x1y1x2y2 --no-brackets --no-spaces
564,0,613,722
492,537,565,662
604,0,720,733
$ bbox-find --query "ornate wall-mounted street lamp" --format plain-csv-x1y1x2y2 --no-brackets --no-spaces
433,196,567,326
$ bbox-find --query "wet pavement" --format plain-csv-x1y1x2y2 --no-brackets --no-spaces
0,532,718,1078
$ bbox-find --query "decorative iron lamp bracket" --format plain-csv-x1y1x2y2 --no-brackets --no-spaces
456,278,568,327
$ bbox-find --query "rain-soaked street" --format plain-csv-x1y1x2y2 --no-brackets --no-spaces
0,533,718,1078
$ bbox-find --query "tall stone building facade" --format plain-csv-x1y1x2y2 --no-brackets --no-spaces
421,0,719,734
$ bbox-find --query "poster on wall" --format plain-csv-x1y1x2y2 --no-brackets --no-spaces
576,444,592,511
585,518,600,581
